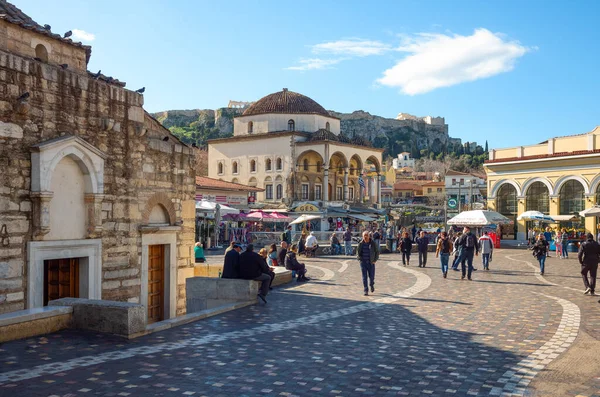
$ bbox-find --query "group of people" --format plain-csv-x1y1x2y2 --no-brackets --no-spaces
221,238,312,304
434,227,494,279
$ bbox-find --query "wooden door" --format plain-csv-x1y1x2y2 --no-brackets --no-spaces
44,258,79,306
148,244,165,323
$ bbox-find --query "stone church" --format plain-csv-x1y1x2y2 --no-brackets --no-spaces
0,1,196,323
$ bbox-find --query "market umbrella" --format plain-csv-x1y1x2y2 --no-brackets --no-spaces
447,210,512,226
195,200,239,215
517,210,555,222
269,212,291,221
289,214,322,225
579,207,600,217
246,210,273,220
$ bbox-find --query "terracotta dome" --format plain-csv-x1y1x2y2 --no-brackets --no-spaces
310,129,339,142
242,88,330,117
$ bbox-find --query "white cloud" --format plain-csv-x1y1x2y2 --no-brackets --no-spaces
312,39,392,57
285,58,343,71
377,28,531,95
71,29,95,42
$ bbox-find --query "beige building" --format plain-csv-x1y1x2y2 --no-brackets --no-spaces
0,2,196,323
485,126,600,240
208,89,384,207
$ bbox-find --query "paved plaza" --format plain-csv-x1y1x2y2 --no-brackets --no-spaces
2,249,600,396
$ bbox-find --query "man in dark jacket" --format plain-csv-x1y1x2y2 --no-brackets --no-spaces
278,241,288,265
239,244,271,303
456,227,479,280
222,243,242,279
343,227,353,256
578,233,600,295
281,225,292,245
356,231,379,296
415,231,429,268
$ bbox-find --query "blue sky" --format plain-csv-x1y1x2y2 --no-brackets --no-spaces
16,0,600,149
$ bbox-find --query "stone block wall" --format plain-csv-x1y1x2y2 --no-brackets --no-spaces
0,20,88,72
0,43,196,314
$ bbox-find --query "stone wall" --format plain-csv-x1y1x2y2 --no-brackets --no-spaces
0,42,195,315
0,20,88,72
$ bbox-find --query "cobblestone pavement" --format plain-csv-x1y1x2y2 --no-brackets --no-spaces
2,249,600,396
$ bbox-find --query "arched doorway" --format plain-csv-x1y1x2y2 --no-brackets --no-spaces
526,181,550,235
559,180,585,231
497,184,518,239
559,180,585,215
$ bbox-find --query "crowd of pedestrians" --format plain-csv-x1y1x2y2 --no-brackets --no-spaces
218,221,600,302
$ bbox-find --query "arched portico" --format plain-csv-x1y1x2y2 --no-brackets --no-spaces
522,177,554,197
490,179,522,199
554,175,590,195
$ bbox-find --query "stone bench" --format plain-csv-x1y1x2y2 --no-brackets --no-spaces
0,306,73,343
186,277,259,313
49,298,146,337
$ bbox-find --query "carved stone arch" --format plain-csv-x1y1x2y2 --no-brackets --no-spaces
142,192,177,226
30,135,106,238
489,179,522,199
590,174,600,195
522,177,554,196
554,175,590,195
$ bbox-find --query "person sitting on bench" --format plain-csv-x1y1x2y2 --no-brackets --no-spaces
305,232,318,257
285,244,310,282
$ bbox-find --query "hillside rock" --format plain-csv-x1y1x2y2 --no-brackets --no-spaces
152,107,457,157
329,110,450,153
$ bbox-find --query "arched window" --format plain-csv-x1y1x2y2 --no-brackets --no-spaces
526,182,549,213
35,44,48,62
303,159,309,171
276,184,283,200
232,178,239,184
325,122,330,131
248,121,253,134
497,184,517,215
266,158,272,171
276,158,283,170
288,119,295,131
559,180,584,214
316,161,322,172
232,161,238,174
250,159,256,172
217,162,224,174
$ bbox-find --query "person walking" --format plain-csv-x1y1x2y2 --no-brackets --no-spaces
435,231,453,278
281,225,293,245
456,227,479,280
543,227,553,256
451,232,463,271
411,224,417,241
555,230,563,258
578,233,599,295
415,231,429,268
372,229,381,252
343,227,353,256
561,228,569,259
357,231,379,296
532,234,549,275
239,244,271,303
400,231,413,266
478,231,494,270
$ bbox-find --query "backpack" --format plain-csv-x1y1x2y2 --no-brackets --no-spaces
465,234,475,248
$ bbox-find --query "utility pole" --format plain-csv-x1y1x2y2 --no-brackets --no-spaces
469,179,474,210
458,181,462,214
